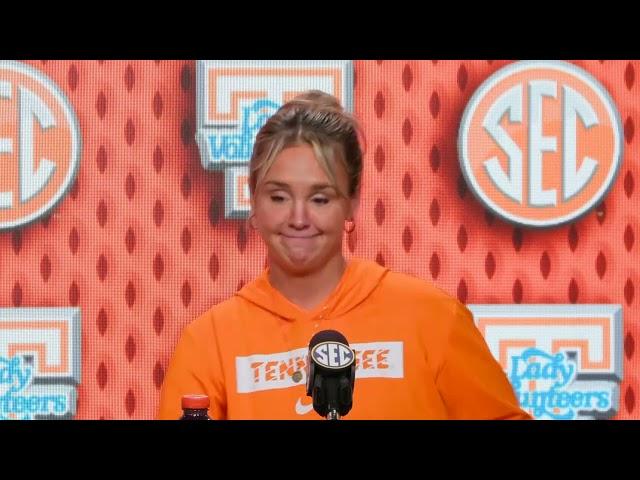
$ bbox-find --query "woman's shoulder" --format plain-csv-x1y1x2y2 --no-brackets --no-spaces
345,257,469,320
182,294,248,335
381,267,463,311
376,267,476,350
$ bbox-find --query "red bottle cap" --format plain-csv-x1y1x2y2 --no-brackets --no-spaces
181,394,210,410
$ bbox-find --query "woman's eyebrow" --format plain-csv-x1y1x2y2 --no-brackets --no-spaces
263,181,290,189
263,181,337,192
310,183,336,191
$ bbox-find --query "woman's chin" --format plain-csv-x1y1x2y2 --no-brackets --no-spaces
286,255,316,272
279,251,322,275
269,244,339,275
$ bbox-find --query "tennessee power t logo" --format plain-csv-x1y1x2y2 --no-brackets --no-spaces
459,61,623,228
469,304,622,420
0,308,81,420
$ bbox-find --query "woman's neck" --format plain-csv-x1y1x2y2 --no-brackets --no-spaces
268,255,347,311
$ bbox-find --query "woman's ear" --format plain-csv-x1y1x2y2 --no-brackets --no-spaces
348,192,360,222
248,196,257,230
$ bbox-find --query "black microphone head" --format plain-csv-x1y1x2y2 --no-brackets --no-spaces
309,329,350,348
308,330,354,371
306,329,356,418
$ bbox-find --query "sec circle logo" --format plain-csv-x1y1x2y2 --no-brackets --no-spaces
458,61,623,228
0,61,81,230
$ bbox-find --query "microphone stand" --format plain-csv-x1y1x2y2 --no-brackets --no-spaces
326,408,340,420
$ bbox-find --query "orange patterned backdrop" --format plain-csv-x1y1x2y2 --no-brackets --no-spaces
0,60,636,419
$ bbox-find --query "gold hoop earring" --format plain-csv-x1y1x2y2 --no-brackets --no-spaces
344,219,356,234
248,213,257,230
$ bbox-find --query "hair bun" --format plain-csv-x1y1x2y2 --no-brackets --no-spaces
291,90,343,111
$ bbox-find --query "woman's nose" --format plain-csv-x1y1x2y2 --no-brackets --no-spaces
288,199,310,229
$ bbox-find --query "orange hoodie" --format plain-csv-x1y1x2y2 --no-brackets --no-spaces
157,258,531,420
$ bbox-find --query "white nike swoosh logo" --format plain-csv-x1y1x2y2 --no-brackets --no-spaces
295,397,314,415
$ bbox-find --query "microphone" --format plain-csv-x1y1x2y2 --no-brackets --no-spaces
305,330,356,420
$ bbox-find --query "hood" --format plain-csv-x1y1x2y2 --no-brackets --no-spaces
234,258,389,321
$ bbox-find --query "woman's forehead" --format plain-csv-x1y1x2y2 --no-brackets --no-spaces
266,146,346,181
267,145,327,174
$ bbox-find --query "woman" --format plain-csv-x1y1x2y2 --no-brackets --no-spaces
157,90,530,420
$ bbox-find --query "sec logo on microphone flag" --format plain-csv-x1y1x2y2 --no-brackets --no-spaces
311,341,355,369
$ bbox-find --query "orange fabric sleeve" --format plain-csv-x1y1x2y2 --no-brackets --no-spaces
156,319,227,420
435,303,532,420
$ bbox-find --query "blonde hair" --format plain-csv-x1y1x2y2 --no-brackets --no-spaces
249,90,363,198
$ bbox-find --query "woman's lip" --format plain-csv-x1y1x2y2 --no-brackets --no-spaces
280,234,319,239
